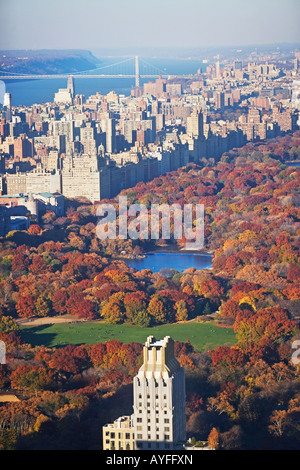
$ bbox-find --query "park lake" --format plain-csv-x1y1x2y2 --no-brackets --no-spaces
124,252,213,273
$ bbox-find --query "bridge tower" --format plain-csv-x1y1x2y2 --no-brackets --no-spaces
135,56,140,88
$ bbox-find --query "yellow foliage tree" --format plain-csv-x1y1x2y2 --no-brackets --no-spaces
208,427,219,450
33,414,51,432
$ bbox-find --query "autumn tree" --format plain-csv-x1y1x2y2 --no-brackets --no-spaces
27,224,42,235
48,345,90,375
0,364,6,388
29,255,48,275
10,366,54,393
210,346,248,368
101,292,125,324
0,316,19,334
208,427,220,449
15,295,36,319
287,263,300,283
76,299,98,320
175,299,188,322
234,307,298,348
148,296,166,324
52,289,69,316
268,410,288,437
123,291,150,326
220,298,247,320
35,296,52,317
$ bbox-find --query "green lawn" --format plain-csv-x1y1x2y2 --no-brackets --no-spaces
20,320,236,352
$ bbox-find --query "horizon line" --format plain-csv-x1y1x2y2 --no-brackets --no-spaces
1,42,300,53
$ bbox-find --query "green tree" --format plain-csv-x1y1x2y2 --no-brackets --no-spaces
203,302,211,316
132,309,152,327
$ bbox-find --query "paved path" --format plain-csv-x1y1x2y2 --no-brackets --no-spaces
17,315,90,327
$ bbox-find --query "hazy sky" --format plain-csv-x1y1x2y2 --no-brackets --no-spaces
0,0,299,51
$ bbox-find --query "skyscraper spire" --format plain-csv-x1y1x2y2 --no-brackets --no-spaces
3,92,12,122
67,76,75,99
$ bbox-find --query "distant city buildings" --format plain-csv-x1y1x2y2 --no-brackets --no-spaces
0,50,299,217
0,191,64,236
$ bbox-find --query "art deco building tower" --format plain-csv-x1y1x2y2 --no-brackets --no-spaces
67,76,75,99
3,93,12,122
132,336,186,450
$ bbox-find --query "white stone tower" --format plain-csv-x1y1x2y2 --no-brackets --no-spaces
133,336,186,450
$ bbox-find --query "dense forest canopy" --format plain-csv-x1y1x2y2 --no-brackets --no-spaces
0,131,299,450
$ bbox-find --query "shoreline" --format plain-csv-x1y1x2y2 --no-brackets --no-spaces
116,244,213,260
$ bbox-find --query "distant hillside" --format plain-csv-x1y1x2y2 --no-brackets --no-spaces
91,42,300,60
0,49,100,74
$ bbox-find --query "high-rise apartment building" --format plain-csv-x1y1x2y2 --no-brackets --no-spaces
101,117,116,154
61,151,111,202
6,172,27,195
51,119,74,143
186,108,204,139
133,335,186,450
103,336,186,451
13,133,34,160
234,60,243,71
26,168,62,194
143,76,167,98
215,55,220,79
214,91,225,110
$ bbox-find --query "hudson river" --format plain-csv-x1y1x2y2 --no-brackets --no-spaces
3,57,207,106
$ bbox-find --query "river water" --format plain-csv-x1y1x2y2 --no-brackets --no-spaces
3,57,207,106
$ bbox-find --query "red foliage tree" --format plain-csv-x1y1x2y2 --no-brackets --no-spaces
15,295,36,318
287,263,300,283
76,299,98,320
29,255,48,274
210,345,248,367
49,345,90,375
52,289,69,315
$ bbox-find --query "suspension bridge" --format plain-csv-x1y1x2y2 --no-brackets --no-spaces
0,56,194,87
